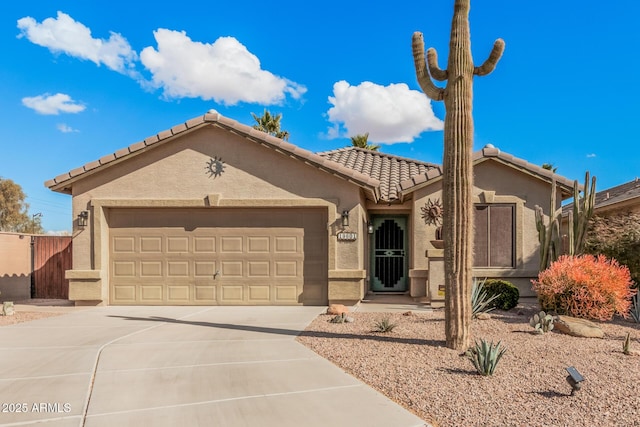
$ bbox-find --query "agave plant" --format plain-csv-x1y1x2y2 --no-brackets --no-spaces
466,339,507,376
471,278,499,318
373,317,397,333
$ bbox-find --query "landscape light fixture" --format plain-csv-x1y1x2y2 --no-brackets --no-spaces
78,211,89,227
565,366,584,396
341,210,350,228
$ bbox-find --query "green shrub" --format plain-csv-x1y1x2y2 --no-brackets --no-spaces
483,279,520,311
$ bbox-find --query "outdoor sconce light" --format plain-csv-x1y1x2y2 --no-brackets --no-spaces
341,210,350,227
78,211,89,227
367,222,374,234
565,366,584,396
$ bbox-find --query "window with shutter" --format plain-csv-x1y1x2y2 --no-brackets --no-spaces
474,204,514,268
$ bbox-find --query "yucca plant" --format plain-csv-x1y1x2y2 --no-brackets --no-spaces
631,293,640,323
466,339,507,376
373,317,397,333
471,278,499,318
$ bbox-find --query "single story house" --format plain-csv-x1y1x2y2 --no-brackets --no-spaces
46,111,575,306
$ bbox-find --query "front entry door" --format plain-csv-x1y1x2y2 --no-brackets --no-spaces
370,216,408,292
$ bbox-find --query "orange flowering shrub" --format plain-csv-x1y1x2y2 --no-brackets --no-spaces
532,254,636,321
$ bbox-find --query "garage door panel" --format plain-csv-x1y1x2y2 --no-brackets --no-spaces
109,208,327,306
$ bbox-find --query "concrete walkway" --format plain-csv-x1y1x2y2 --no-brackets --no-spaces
0,306,427,427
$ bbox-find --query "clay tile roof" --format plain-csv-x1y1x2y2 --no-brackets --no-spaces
563,177,640,215
317,147,440,202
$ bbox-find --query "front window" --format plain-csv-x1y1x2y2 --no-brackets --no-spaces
474,204,514,268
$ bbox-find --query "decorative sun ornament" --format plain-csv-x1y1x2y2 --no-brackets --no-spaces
205,156,225,178
421,198,443,227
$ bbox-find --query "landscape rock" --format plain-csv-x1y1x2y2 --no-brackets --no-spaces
555,315,604,338
327,304,349,315
476,313,491,320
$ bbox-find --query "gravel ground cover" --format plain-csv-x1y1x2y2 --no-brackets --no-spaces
297,303,640,427
0,310,62,326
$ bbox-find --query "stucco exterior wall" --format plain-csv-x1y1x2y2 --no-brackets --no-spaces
413,160,560,301
0,233,31,300
67,125,366,304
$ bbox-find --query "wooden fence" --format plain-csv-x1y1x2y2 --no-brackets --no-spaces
32,236,72,299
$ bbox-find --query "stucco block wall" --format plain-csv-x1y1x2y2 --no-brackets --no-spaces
0,233,31,300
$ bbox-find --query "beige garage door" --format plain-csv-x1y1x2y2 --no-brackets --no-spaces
109,208,327,305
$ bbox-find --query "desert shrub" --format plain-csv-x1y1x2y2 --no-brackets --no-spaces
584,213,640,286
532,254,636,321
483,279,520,310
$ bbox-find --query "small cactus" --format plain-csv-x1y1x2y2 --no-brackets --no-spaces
330,313,347,324
623,332,632,355
466,339,507,376
373,317,397,333
529,311,555,334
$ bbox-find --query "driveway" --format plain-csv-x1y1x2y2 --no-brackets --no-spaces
0,306,427,427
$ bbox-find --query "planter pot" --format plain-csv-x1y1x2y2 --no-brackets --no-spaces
430,240,444,249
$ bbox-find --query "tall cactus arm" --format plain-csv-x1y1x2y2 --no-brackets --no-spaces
412,32,445,101
426,48,448,81
473,39,506,76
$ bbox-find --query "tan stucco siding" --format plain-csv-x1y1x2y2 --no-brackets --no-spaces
413,160,558,299
67,126,365,304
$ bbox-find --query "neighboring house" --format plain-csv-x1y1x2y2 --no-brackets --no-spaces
46,111,575,306
588,178,640,215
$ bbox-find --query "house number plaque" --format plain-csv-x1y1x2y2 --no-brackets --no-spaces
337,232,357,241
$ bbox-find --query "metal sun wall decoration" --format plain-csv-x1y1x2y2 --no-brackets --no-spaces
421,198,443,227
205,156,225,178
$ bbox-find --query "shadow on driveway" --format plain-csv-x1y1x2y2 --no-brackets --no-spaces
108,315,446,347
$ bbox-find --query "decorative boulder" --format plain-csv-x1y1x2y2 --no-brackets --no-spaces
475,313,491,320
555,315,604,338
327,304,349,315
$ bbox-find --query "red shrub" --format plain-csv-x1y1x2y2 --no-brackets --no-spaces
531,254,636,321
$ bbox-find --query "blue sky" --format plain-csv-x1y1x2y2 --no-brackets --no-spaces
2,1,639,232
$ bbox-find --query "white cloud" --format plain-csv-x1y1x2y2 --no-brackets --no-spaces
57,123,78,133
586,153,597,158
17,11,137,74
22,93,85,115
139,29,306,105
326,81,444,143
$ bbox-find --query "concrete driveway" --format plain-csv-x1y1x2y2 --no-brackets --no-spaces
0,306,427,427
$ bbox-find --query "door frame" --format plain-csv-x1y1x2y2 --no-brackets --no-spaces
369,214,409,292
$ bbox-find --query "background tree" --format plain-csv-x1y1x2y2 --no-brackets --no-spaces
412,0,504,350
584,212,640,286
350,133,380,151
251,109,290,141
542,163,558,173
0,178,44,233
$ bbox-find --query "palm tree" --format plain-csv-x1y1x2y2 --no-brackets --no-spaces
350,133,380,151
542,163,558,173
251,109,290,141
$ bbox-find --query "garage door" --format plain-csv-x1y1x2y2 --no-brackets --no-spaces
109,208,327,305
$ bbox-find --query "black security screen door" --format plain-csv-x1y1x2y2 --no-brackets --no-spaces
370,216,408,292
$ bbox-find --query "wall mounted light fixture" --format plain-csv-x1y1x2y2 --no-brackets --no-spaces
341,210,350,228
78,211,89,227
367,222,374,234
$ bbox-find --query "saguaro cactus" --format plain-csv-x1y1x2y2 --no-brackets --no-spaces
412,0,504,350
